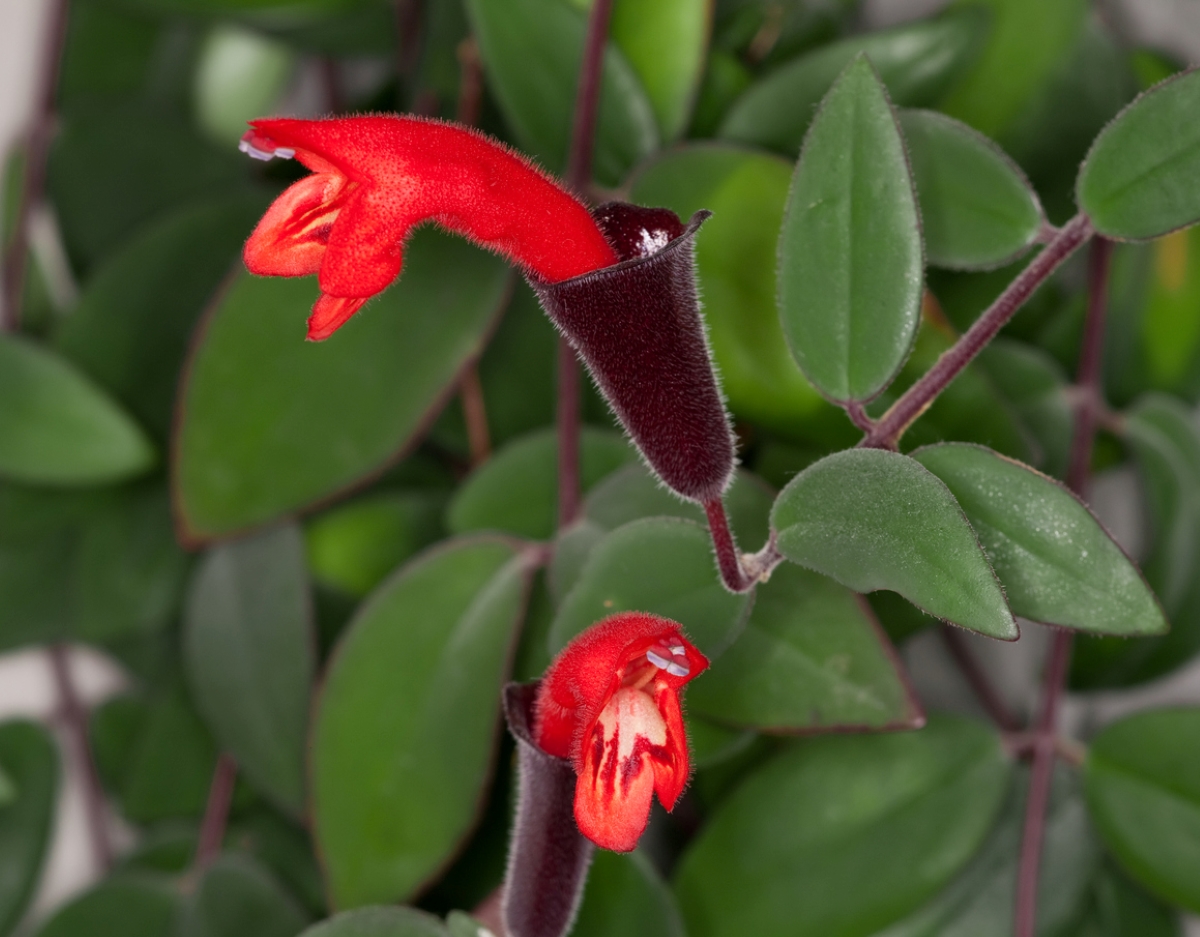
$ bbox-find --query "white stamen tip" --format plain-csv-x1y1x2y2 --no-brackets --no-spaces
666,660,690,677
274,147,295,159
669,645,686,655
646,650,672,670
239,139,283,161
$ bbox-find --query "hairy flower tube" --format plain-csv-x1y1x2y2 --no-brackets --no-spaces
533,612,709,853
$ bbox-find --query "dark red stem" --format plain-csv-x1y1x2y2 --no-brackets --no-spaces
461,364,491,468
705,499,754,592
1013,237,1112,937
2,0,69,331
48,644,112,873
862,215,1094,450
939,627,1021,732
193,753,238,870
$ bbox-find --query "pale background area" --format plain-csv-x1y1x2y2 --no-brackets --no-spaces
2,0,1200,930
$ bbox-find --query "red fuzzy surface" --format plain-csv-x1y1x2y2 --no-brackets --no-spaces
241,115,617,339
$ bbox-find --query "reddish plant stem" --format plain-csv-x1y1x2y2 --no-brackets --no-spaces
705,500,752,592
1013,237,1112,937
48,644,112,874
862,215,1094,450
193,753,238,870
2,0,69,332
939,627,1021,732
456,37,484,127
461,364,491,467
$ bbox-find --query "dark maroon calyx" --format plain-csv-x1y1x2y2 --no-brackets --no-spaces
593,202,685,263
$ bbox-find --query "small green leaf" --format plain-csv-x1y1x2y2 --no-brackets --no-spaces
573,851,686,937
771,449,1018,639
549,517,753,658
444,912,486,937
298,907,450,937
312,537,532,908
1085,708,1200,912
447,427,635,540
778,56,924,403
720,8,987,156
0,721,59,934
1078,69,1200,240
184,524,315,816
178,854,311,937
33,876,180,937
688,563,922,732
0,336,155,486
913,443,1166,636
674,715,1011,937
174,230,509,541
900,109,1043,270
0,765,14,806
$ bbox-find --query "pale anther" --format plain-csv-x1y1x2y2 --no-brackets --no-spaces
665,660,690,677
646,650,672,671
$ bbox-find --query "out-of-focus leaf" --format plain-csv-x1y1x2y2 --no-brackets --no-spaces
573,850,686,937
1141,228,1200,393
771,449,1018,639
297,907,450,937
688,563,922,732
899,109,1043,270
1085,708,1200,912
720,8,987,155
177,854,310,937
688,717,756,770
194,25,295,147
674,715,1011,937
0,766,13,807
33,876,180,937
174,230,509,542
58,1,161,106
312,537,532,908
0,721,58,934
0,336,155,486
118,0,373,14
550,517,753,658
1070,862,1182,937
184,524,314,817
778,56,923,404
226,810,327,919
447,427,635,541
1079,68,1200,240
689,51,752,138
466,0,658,186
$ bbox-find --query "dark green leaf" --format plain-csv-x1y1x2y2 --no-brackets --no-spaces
573,851,686,937
225,810,327,919
174,230,509,541
900,109,1043,270
549,517,753,658
778,56,923,403
0,722,58,934
688,563,922,732
771,449,1018,639
688,717,756,770
720,8,987,156
0,336,155,486
178,854,310,937
298,907,450,937
1078,68,1200,240
312,537,532,908
674,715,1011,937
444,912,484,937
33,876,179,937
466,0,658,186
913,443,1165,635
1138,227,1200,393
1070,862,1182,937
447,427,635,540
194,25,296,147
0,766,13,807
184,524,315,816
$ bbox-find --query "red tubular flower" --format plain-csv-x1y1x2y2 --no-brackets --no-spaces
534,612,709,853
238,116,617,340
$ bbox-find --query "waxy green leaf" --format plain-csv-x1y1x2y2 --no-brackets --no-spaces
900,109,1043,270
771,449,1018,639
688,563,922,733
778,56,924,404
674,715,1011,937
183,524,315,816
1078,69,1200,240
33,876,180,937
174,230,509,541
914,443,1165,635
312,537,532,908
0,722,58,934
298,907,450,937
0,336,155,487
1085,708,1200,911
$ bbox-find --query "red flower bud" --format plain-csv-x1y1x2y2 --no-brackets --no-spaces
534,612,709,853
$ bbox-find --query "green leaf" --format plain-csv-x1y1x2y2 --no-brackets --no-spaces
1078,68,1200,240
719,8,987,156
1085,708,1200,912
913,443,1165,635
1070,862,1182,937
630,144,833,437
900,109,1043,270
194,25,296,147
466,0,658,186
0,721,59,934
444,912,485,937
174,230,510,541
55,195,266,441
573,851,686,937
178,854,310,937
312,537,532,908
1140,227,1200,390
0,336,155,486
225,810,327,919
183,524,315,816
298,907,450,937
771,449,1018,639
549,517,753,658
0,766,13,806
674,714,1011,937
447,427,635,541
778,55,924,403
688,717,756,770
688,563,922,732
33,876,180,937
